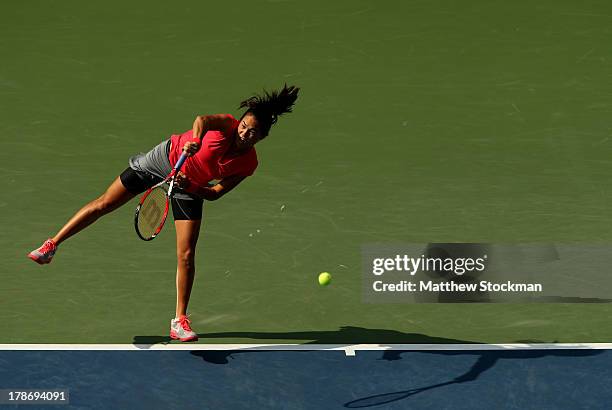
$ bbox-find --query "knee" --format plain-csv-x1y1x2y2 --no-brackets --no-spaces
177,248,196,269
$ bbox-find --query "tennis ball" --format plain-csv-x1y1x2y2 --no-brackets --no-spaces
318,272,332,286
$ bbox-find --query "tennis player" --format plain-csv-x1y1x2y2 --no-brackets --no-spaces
28,85,300,342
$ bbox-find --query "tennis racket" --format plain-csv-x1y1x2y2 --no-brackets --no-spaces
134,152,188,241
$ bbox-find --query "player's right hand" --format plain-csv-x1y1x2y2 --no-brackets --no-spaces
183,141,200,157
175,171,191,190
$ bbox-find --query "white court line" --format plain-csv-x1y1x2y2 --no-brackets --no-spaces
0,343,611,356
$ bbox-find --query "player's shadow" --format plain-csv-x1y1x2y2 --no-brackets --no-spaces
132,326,476,351
199,326,478,344
186,326,477,364
343,347,604,408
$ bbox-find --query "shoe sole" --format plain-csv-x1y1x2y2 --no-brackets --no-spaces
27,253,51,265
170,330,198,342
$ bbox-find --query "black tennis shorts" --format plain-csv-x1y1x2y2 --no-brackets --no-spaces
119,167,203,220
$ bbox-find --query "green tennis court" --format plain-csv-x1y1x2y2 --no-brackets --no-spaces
2,0,611,343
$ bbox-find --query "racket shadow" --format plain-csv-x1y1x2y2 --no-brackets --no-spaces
343,349,604,408
345,381,455,408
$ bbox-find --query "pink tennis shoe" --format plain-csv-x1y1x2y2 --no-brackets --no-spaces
28,239,57,264
170,315,198,342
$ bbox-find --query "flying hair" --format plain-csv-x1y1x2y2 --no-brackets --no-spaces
239,84,300,136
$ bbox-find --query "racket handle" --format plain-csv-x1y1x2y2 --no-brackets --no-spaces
174,152,188,171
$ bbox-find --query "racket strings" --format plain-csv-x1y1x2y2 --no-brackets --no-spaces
137,186,168,239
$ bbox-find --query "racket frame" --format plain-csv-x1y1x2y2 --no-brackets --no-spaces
134,152,188,241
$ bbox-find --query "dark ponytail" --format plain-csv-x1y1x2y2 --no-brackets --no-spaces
239,84,300,136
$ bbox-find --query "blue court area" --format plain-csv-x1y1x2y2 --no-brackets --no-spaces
0,349,610,409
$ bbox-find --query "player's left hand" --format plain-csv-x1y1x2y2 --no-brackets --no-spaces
175,171,191,190
183,141,200,157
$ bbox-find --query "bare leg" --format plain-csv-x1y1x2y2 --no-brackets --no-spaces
52,177,135,245
174,219,201,318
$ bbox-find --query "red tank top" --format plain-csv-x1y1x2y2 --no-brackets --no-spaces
168,114,258,194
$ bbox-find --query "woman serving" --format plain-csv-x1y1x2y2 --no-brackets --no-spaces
28,84,300,342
